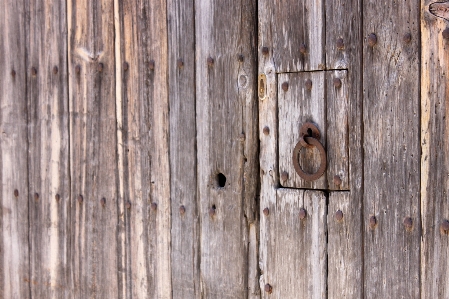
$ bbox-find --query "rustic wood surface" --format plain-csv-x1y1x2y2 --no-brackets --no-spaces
363,0,421,297
0,1,30,298
27,0,70,298
259,0,325,72
421,1,449,297
265,189,327,299
68,0,124,297
195,0,258,297
117,0,171,297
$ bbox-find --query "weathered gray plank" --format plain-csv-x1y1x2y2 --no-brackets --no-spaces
116,0,171,297
363,1,420,297
0,0,30,298
327,192,362,298
264,189,327,299
68,0,123,297
27,0,70,297
259,0,325,72
195,0,258,297
421,1,449,297
166,0,199,298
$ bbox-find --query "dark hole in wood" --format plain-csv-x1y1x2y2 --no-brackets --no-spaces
216,173,226,187
212,204,216,209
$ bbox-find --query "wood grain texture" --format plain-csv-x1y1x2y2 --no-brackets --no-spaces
327,192,362,298
117,0,171,297
259,0,325,72
195,0,258,297
167,0,199,298
264,189,327,299
68,0,123,297
363,1,421,297
28,0,70,297
0,0,30,298
421,1,449,297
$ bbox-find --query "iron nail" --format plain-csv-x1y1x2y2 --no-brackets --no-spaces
263,207,269,216
264,284,273,294
55,194,60,202
261,46,269,55
101,197,106,207
403,33,412,44
299,43,307,54
75,65,81,74
281,82,289,92
78,194,83,204
336,38,345,50
369,215,377,229
440,219,449,234
126,201,131,209
238,54,244,62
11,69,16,77
263,126,270,135
207,57,214,66
239,133,246,142
209,206,216,217
14,189,19,197
333,78,342,88
443,28,449,40
123,62,129,71
305,79,312,90
53,66,58,74
151,202,157,211
34,193,39,201
177,59,184,68
148,60,155,70
97,63,104,72
333,174,342,185
368,33,377,47
403,217,413,230
299,208,307,220
31,67,37,76
280,171,289,182
180,205,186,215
335,210,344,221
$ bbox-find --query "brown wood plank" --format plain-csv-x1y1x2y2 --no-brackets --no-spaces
27,0,70,297
0,0,30,298
195,0,258,297
265,189,327,299
116,0,171,297
421,1,449,297
259,0,325,72
167,0,199,298
363,1,421,297
68,0,124,297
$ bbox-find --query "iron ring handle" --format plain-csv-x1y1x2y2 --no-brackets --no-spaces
292,136,327,182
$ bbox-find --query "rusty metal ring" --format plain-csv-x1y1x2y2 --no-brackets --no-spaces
292,136,327,181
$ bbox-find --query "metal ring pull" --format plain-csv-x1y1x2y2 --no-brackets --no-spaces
292,123,327,181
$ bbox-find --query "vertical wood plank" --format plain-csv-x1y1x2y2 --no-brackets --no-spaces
258,0,325,72
195,0,258,297
167,0,199,298
421,1,449,297
265,189,327,299
117,0,171,297
68,0,123,297
28,0,70,297
363,1,420,297
0,0,30,298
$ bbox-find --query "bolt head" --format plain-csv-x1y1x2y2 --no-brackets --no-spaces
126,201,131,209
368,33,377,47
336,38,345,50
238,54,244,62
299,43,307,54
75,65,81,74
101,197,106,207
11,70,16,77
34,193,39,201
31,67,37,76
77,195,83,204
209,206,216,217
97,63,104,72
369,215,377,229
263,126,270,135
440,219,449,234
281,82,289,92
403,217,413,230
305,79,312,90
123,62,129,71
55,194,60,202
299,208,307,220
14,189,19,197
180,205,186,215
207,57,214,66
335,210,344,221
443,28,449,40
239,133,246,142
333,174,342,185
177,59,184,68
261,46,269,55
263,207,269,216
280,171,289,182
148,60,155,70
150,202,157,211
264,284,273,294
403,33,412,44
333,78,342,88
53,66,58,74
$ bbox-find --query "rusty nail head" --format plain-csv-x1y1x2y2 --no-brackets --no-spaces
305,79,312,90
280,171,289,182
264,284,273,294
31,67,37,76
261,46,269,55
209,206,216,217
333,175,342,185
207,57,214,66
440,219,449,233
34,193,39,201
335,210,344,221
14,189,19,197
123,62,129,71
403,33,412,43
11,70,16,77
101,197,106,207
126,201,131,209
299,208,307,220
336,38,344,49
443,28,449,40
148,60,155,70
369,215,377,228
78,194,83,204
238,54,244,62
403,217,413,230
333,78,342,88
263,126,270,135
75,65,81,74
281,82,289,92
53,66,58,74
177,59,184,68
263,207,269,216
368,33,377,47
299,43,307,54
151,202,157,211
55,194,60,202
180,205,186,214
97,63,104,72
